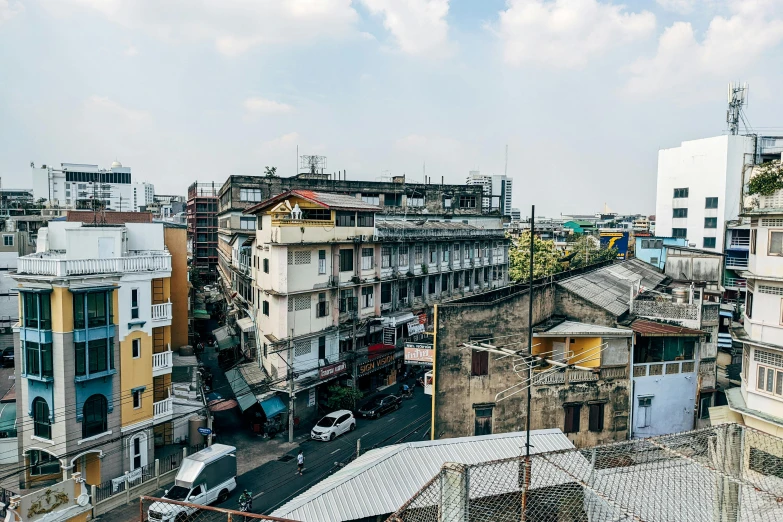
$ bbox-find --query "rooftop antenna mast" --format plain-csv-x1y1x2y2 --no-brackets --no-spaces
300,155,327,176
727,81,749,135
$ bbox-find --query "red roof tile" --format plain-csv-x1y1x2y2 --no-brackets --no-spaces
631,319,705,337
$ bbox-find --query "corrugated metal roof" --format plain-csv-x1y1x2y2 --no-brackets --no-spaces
535,321,633,337
631,319,705,337
557,259,667,316
376,220,484,231
244,189,382,214
271,429,573,522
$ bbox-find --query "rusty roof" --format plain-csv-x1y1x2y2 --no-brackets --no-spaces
244,189,381,214
66,210,153,224
631,319,705,337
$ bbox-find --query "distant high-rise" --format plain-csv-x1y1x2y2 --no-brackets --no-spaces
466,171,513,215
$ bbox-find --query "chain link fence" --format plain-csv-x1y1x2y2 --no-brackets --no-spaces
140,496,298,522
388,423,783,522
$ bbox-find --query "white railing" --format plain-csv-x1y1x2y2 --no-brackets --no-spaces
153,398,173,423
633,300,699,321
729,237,750,248
152,349,173,376
568,369,599,383
725,257,749,269
151,301,172,322
18,254,171,277
633,360,695,377
533,371,566,385
599,367,627,380
725,277,747,288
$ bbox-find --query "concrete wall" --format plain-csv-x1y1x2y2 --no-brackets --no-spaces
632,371,698,437
554,289,619,327
664,247,722,283
164,226,189,349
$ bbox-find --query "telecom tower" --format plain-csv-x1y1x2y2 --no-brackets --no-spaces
727,81,748,135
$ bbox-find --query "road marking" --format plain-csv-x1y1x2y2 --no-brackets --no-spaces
330,449,340,454
252,491,265,499
387,418,395,422
410,405,418,409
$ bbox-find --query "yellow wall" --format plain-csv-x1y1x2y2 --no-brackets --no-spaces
164,227,189,350
113,288,119,325
50,287,73,332
119,331,153,427
532,336,601,368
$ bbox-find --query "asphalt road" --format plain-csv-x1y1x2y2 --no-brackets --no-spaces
229,389,432,516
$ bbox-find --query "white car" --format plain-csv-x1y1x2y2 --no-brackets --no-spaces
311,410,356,441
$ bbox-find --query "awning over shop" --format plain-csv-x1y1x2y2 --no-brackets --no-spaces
260,396,287,418
213,325,237,350
193,309,210,320
236,317,255,333
225,368,257,412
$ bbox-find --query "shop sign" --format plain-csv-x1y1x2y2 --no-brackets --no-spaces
319,361,348,380
404,344,433,366
308,388,316,407
407,321,425,336
358,353,396,377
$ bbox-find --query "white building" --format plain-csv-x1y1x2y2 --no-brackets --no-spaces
466,171,513,216
31,162,154,211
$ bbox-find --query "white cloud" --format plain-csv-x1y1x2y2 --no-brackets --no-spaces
85,96,151,122
360,0,451,56
0,0,22,24
655,0,697,14
261,132,300,150
44,0,359,56
125,45,138,57
244,97,293,114
495,0,656,68
625,0,783,97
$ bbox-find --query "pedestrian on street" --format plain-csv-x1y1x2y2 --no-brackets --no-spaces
297,450,304,476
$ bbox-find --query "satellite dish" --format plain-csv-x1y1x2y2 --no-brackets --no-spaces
77,494,90,507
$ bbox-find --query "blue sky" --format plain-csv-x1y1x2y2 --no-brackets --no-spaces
1,0,782,216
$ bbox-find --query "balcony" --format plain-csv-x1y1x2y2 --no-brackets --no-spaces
725,257,749,269
724,276,747,289
153,397,173,424
633,299,699,322
152,348,173,377
151,301,172,323
18,252,171,277
728,236,750,250
633,360,695,378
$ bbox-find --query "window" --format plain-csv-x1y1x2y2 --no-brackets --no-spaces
3,235,12,246
318,250,326,274
361,286,374,308
339,249,354,272
429,245,437,264
746,291,754,319
131,289,139,319
672,228,687,239
704,237,717,248
132,339,141,359
588,403,605,432
769,231,783,255
409,194,425,207
673,188,689,198
132,389,143,409
23,292,51,330
428,276,436,294
239,188,262,202
672,208,688,218
414,245,423,264
263,258,269,274
381,283,392,304
132,437,143,470
474,408,493,436
413,278,423,297
757,365,783,395
357,213,374,227
564,404,581,433
87,338,112,373
33,398,51,439
23,341,53,378
441,274,449,291
82,394,108,439
650,257,659,265
336,211,355,227
637,396,653,428
239,217,255,230
704,218,717,229
699,393,712,420
361,194,380,205
382,247,391,268
706,197,718,209
459,196,476,208
444,196,452,208
362,248,374,270
316,293,328,318
29,450,60,476
262,301,269,316
443,246,450,263
318,337,326,360
641,239,663,249
340,289,355,313
399,246,409,267
471,351,489,376
751,229,757,254
749,448,783,479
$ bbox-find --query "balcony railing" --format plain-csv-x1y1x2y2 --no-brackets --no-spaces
153,398,173,423
18,253,171,277
725,257,749,269
633,360,695,378
724,277,747,288
151,302,172,322
633,300,699,321
152,348,173,377
728,237,750,249
375,227,506,241
271,218,333,227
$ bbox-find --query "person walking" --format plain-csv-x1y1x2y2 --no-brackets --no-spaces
297,450,304,476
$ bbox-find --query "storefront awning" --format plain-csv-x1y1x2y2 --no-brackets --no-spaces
193,309,210,320
260,396,287,418
236,317,255,333
213,325,237,349
225,368,257,412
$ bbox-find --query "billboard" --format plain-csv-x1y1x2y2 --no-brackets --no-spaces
405,344,433,366
600,231,629,259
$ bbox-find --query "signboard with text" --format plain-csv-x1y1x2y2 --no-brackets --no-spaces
599,231,630,259
357,352,396,378
405,344,433,366
319,361,348,380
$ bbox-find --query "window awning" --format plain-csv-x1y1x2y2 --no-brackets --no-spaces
260,396,287,418
236,317,255,333
224,368,257,412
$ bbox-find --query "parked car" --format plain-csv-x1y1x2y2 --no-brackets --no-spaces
357,394,401,419
1,348,13,368
311,410,356,441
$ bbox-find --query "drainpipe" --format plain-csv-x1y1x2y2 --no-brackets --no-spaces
629,334,635,440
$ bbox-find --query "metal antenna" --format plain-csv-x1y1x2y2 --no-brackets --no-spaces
727,81,749,135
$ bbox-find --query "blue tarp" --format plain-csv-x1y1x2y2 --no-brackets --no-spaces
260,396,287,418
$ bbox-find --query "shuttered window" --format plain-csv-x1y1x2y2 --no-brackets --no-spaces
471,351,489,376
564,404,581,433
474,408,493,436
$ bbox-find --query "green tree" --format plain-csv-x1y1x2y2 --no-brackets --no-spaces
569,235,618,268
264,166,278,178
509,232,562,282
748,160,783,196
325,384,364,411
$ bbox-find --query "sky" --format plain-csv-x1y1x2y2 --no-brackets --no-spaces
1,0,783,217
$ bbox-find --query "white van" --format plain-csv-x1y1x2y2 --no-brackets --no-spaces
148,444,237,521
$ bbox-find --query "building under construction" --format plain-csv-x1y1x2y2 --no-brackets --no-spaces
187,182,219,282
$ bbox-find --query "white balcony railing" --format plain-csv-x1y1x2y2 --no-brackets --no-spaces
151,301,173,322
153,398,173,423
18,253,171,277
729,237,750,249
725,257,749,269
633,360,695,378
152,348,173,377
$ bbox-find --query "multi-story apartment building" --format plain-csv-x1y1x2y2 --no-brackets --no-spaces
12,216,187,488
187,182,220,282
238,188,508,426
466,171,513,215
31,162,154,211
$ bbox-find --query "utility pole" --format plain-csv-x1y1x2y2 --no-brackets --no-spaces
288,329,295,444
522,204,535,521
350,307,358,408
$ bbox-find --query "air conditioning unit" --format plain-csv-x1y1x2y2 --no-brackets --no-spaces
360,235,370,242
372,235,379,241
